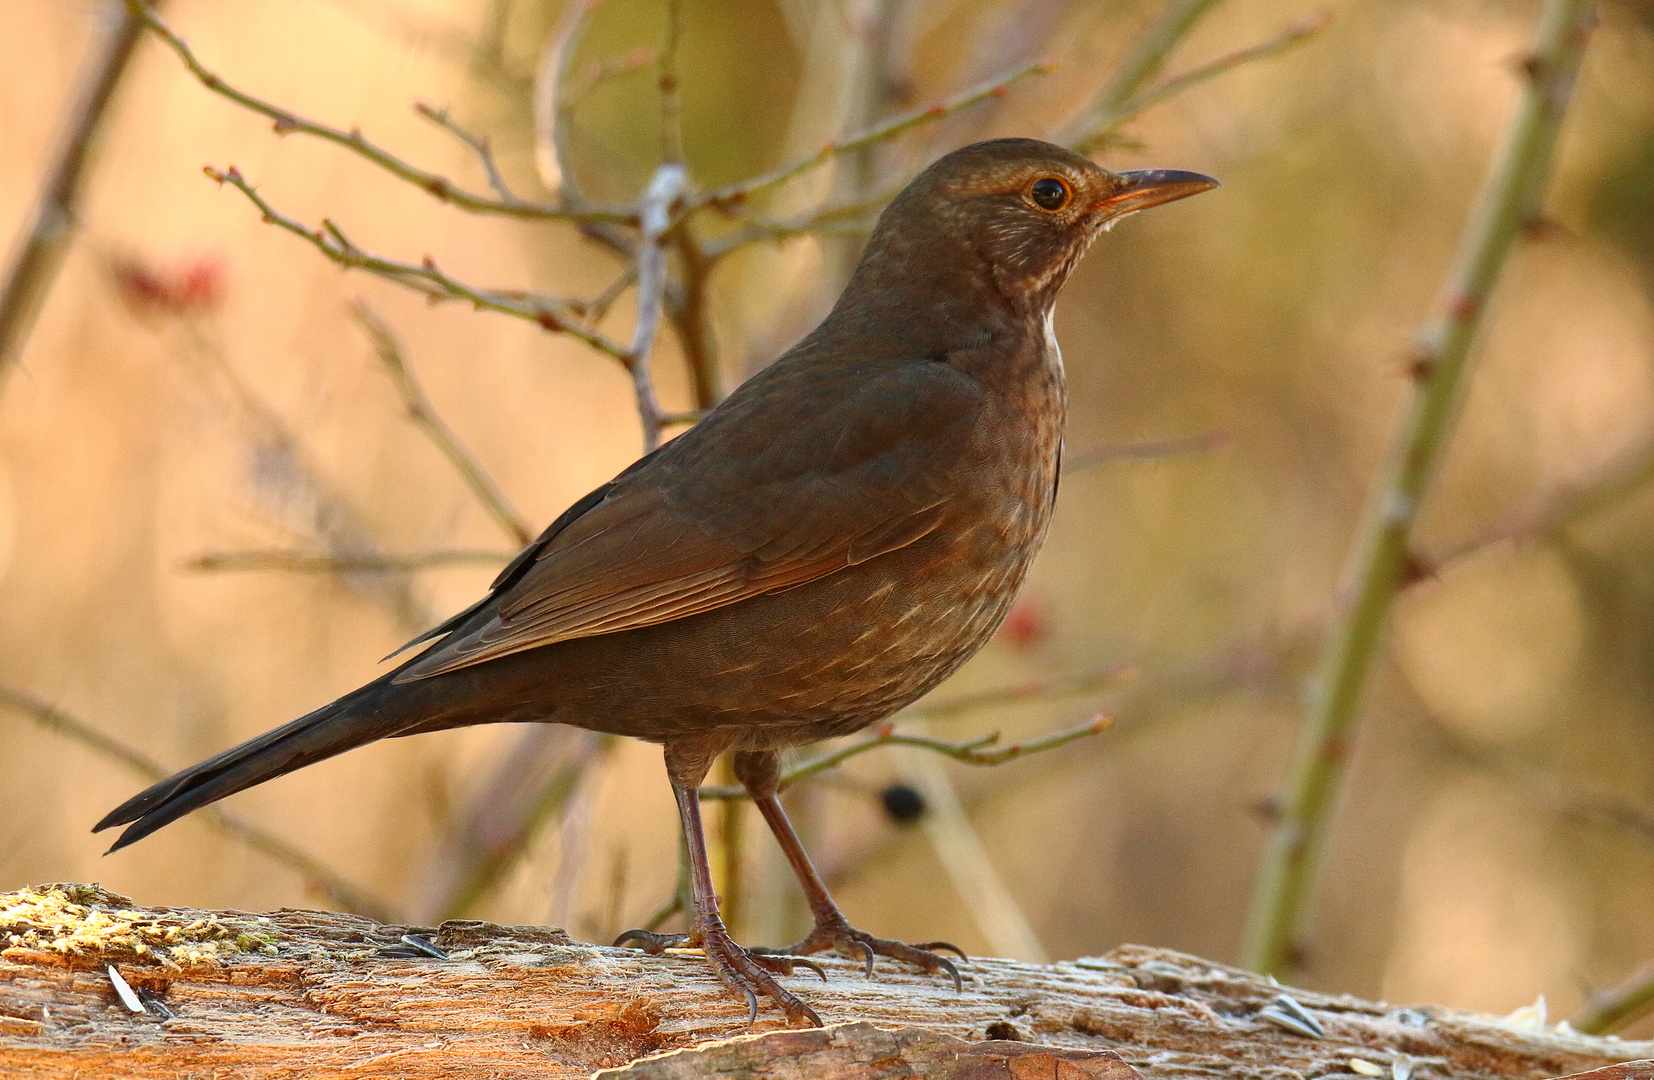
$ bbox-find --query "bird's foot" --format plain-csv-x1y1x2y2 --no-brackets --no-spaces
760,915,966,991
613,927,825,1027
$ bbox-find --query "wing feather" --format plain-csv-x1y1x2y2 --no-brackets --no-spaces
393,357,981,683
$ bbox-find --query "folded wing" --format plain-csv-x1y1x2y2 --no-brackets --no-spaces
393,357,983,682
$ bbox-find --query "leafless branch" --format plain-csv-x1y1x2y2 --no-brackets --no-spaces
695,61,1055,211
560,46,657,111
658,0,685,166
1056,0,1222,151
127,0,629,224
182,549,513,574
1105,13,1331,139
0,0,152,379
579,265,638,329
909,662,1139,723
0,685,397,922
1576,960,1654,1036
203,166,631,363
1064,9,1332,153
412,102,519,204
1429,425,1654,571
412,727,614,923
1062,431,1230,475
629,163,689,452
351,302,533,546
698,716,1113,801
532,0,598,195
700,188,898,261
665,219,722,410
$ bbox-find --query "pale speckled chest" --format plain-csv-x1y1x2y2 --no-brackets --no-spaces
718,322,1067,747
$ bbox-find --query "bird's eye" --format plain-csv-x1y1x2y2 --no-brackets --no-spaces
1029,177,1071,212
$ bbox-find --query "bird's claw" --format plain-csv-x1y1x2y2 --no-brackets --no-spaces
746,947,829,982
773,918,966,992
614,925,823,1027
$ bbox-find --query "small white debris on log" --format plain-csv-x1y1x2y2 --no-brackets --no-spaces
2,884,1652,1080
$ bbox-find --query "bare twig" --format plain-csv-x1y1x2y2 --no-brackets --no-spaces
0,0,152,379
1241,0,1598,977
351,302,533,546
1103,12,1331,140
1064,9,1332,153
1576,961,1654,1035
0,685,397,922
629,163,689,452
665,223,722,410
657,0,685,167
127,0,629,224
155,316,430,631
1429,425,1654,571
183,549,513,573
560,47,658,111
412,727,614,923
412,102,518,204
899,738,1049,963
700,188,899,261
1055,0,1222,151
698,716,1113,801
203,166,631,362
1062,431,1230,475
321,0,534,97
532,0,598,195
696,61,1054,211
907,663,1138,723
579,266,638,329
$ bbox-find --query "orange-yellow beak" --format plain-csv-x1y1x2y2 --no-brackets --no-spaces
1098,169,1219,219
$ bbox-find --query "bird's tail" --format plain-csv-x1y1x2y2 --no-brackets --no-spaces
93,671,408,854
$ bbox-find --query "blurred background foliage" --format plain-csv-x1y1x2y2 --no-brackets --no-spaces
3,0,1654,1031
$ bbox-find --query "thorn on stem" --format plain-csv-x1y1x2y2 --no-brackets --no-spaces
1522,216,1572,242
536,310,564,332
1399,549,1437,588
271,116,296,135
1449,292,1480,323
1405,349,1436,382
1249,794,1282,823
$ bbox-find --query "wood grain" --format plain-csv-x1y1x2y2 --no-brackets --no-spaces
3,884,1651,1079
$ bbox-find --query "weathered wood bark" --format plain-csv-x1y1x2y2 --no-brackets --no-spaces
2,884,1651,1079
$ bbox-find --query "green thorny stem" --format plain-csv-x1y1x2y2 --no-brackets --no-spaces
1241,0,1598,976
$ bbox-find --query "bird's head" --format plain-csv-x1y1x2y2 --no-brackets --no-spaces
854,138,1217,318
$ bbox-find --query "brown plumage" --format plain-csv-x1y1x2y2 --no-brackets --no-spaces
96,138,1215,1025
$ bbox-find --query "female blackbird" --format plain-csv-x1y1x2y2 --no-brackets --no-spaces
96,138,1215,1025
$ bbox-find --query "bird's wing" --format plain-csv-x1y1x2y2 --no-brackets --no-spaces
392,358,983,682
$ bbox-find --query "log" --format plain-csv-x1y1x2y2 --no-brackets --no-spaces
2,883,1651,1079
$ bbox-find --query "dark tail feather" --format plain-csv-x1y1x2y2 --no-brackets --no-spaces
94,672,406,854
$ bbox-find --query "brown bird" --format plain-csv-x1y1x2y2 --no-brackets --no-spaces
96,138,1215,1025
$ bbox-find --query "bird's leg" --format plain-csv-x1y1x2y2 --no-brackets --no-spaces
614,740,823,1027
734,749,965,990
